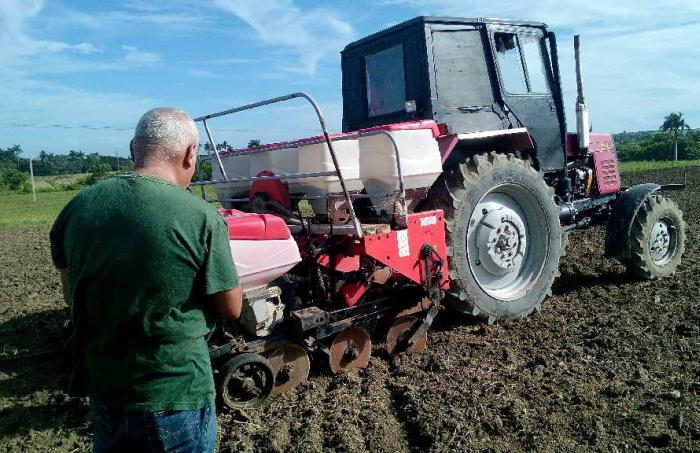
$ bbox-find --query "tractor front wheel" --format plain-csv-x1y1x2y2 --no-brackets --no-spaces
623,194,686,278
425,152,565,322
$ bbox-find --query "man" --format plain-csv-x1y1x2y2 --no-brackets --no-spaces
50,107,242,452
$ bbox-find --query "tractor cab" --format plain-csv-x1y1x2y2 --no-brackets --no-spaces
341,16,566,172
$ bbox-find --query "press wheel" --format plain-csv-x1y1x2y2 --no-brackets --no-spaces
217,353,274,409
386,316,427,356
328,327,371,374
268,344,310,396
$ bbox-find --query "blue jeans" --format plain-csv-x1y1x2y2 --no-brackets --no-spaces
91,402,217,452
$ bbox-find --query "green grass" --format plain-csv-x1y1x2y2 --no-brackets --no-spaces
32,173,89,191
618,159,700,173
0,190,79,228
190,183,222,208
0,181,221,229
2,160,696,229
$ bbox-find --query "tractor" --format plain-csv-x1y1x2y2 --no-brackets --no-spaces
193,16,686,408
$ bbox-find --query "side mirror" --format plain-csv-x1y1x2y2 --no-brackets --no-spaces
405,100,417,114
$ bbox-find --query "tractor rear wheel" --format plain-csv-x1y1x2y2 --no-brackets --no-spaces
624,194,686,278
425,152,564,322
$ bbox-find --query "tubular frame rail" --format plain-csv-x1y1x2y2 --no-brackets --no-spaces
192,92,408,237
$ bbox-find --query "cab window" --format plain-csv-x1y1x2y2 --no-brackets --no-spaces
365,45,406,117
495,32,550,94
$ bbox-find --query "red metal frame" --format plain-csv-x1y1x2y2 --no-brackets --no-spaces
566,132,622,195
309,210,450,306
360,210,449,289
219,209,291,240
316,253,361,273
249,170,292,209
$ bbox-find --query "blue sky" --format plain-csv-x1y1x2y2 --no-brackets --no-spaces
1,0,698,157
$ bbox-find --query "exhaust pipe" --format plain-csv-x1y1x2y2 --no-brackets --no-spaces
574,35,589,156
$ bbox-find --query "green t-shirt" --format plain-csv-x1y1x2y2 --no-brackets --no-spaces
50,173,239,411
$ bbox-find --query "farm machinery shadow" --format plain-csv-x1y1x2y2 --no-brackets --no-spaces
0,308,88,438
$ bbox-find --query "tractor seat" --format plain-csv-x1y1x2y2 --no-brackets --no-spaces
218,209,291,241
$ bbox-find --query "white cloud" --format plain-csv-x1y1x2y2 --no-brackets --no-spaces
378,0,700,28
376,0,700,131
0,1,163,154
0,1,160,71
212,0,354,76
0,0,104,67
61,9,211,31
0,1,161,76
202,57,258,65
11,46,161,75
187,68,226,79
121,46,160,65
0,76,158,154
561,22,700,131
37,41,101,54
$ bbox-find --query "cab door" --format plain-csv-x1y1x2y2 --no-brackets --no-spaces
488,27,565,171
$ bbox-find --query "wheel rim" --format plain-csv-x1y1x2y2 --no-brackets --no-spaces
466,184,550,301
649,218,676,265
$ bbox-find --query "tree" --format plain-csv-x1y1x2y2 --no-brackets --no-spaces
85,153,105,173
0,145,22,163
0,168,28,191
247,139,261,148
194,159,212,181
660,112,690,161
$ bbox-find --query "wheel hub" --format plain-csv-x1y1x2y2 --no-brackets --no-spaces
329,327,371,374
219,353,275,409
268,344,310,396
650,219,672,263
386,316,427,356
466,186,550,301
277,363,295,383
235,376,260,397
477,209,527,276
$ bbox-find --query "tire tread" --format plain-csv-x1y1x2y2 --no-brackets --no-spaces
424,152,565,321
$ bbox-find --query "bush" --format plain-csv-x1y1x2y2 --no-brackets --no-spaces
194,159,212,181
61,181,87,191
0,168,28,191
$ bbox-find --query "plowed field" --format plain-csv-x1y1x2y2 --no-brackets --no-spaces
1,167,698,452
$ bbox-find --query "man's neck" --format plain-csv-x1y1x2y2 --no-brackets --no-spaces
134,165,186,188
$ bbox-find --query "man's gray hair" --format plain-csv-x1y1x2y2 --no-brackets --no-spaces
132,107,199,167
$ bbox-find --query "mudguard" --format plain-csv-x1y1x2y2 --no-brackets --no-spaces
604,183,661,260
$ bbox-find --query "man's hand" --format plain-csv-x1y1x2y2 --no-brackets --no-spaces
210,286,243,320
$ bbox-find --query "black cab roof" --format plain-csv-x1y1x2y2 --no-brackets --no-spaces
342,16,548,53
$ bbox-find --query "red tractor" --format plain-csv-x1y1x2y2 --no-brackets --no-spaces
193,17,686,408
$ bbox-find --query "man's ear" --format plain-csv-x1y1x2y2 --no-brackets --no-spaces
129,140,135,162
184,142,198,170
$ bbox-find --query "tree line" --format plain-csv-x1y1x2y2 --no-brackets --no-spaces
615,112,697,161
1,112,696,192
0,146,135,192
0,140,258,192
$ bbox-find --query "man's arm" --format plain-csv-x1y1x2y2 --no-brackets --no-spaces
202,215,242,320
59,268,70,306
51,198,74,306
209,286,243,320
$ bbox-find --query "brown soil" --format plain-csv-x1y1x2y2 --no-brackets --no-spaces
0,167,698,452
